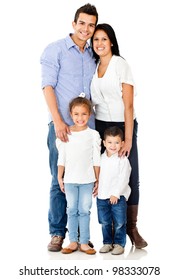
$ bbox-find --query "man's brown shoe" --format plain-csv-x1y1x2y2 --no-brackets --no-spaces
47,236,64,252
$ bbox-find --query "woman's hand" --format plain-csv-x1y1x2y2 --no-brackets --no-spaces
119,138,132,157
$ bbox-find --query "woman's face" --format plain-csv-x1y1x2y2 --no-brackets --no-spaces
92,29,112,57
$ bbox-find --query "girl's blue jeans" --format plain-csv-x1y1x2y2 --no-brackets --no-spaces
64,183,94,244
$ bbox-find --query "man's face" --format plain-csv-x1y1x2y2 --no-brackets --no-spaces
72,13,96,42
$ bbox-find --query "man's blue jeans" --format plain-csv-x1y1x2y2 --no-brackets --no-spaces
65,183,94,244
47,122,67,237
97,196,127,247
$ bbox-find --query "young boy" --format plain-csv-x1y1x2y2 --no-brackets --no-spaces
97,126,131,255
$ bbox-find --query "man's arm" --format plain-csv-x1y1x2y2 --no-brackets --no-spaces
43,85,71,142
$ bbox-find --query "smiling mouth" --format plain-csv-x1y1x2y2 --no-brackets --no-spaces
80,31,89,36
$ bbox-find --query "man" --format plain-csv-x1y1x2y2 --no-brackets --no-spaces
40,3,98,252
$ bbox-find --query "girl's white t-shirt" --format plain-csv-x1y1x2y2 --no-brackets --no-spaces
56,127,101,184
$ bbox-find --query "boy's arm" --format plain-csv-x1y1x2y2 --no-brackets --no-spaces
111,157,132,199
93,166,100,197
110,195,119,204
57,165,65,193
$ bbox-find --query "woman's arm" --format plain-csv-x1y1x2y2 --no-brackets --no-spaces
120,83,134,157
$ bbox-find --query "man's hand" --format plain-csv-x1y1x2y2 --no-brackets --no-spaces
54,121,71,142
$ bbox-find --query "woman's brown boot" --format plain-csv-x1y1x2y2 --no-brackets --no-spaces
127,205,148,249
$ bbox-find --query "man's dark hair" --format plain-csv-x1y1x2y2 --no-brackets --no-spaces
104,126,124,141
74,3,98,24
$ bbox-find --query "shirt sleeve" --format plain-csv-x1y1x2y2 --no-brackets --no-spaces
92,131,101,166
40,42,61,89
116,58,137,96
120,60,135,86
56,138,65,166
112,157,131,199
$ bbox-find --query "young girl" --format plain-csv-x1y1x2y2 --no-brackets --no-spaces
56,96,101,255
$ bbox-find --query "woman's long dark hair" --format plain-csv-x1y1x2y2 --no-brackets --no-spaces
91,23,121,63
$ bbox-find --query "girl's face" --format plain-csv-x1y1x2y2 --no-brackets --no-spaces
103,135,123,157
70,105,90,128
92,29,112,57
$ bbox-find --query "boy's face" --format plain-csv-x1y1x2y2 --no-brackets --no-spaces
72,13,96,42
103,135,123,157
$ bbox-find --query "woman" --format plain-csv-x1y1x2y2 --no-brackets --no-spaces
90,23,147,249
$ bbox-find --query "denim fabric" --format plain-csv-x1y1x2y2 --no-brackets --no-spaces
97,196,127,247
47,122,67,237
64,183,94,244
95,119,139,205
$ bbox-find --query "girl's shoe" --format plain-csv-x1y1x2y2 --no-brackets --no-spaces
61,242,78,254
61,247,78,254
79,245,96,255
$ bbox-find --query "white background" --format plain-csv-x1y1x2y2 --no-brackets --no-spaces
1,0,179,279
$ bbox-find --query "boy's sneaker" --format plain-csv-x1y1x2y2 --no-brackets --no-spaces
111,244,124,255
99,244,113,253
47,236,64,251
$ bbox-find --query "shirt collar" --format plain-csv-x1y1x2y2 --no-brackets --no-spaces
65,34,90,50
103,150,119,158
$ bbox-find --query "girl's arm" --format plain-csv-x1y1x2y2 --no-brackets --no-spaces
93,166,100,197
57,165,65,193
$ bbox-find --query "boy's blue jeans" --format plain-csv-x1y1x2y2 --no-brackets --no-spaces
47,122,67,237
97,196,127,247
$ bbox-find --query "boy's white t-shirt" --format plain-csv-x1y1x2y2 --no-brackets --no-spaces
98,151,131,200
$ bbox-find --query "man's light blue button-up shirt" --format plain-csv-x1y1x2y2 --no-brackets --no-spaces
40,35,96,128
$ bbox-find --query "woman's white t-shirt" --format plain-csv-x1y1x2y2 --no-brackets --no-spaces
91,55,136,122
